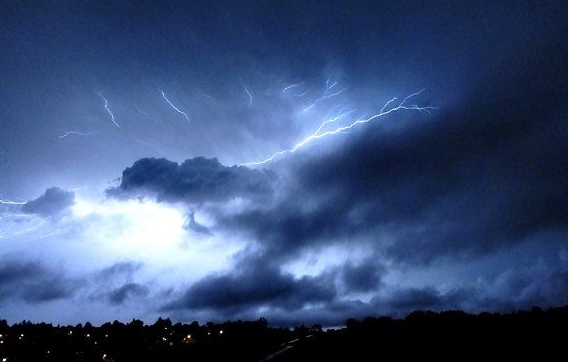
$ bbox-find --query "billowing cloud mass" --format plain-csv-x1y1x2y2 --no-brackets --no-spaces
141,38,568,322
108,283,150,305
164,255,336,314
220,42,568,265
0,0,567,327
0,258,78,303
107,157,275,204
21,187,75,217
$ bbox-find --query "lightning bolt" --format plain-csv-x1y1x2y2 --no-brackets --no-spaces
239,79,253,108
302,79,347,112
98,92,120,127
291,91,309,97
159,89,190,124
0,195,26,205
282,82,309,97
58,131,99,139
240,89,435,166
0,196,52,240
282,82,303,92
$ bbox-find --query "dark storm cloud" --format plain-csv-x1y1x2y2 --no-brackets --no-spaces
98,261,144,280
91,262,148,305
184,211,211,235
0,258,78,303
21,187,75,217
0,0,566,326
342,259,384,293
107,157,275,204
164,255,336,313
381,288,454,312
162,258,568,325
379,272,568,317
222,37,568,264
108,283,149,305
265,257,568,325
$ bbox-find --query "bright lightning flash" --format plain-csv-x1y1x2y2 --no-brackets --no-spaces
160,89,190,124
240,89,435,166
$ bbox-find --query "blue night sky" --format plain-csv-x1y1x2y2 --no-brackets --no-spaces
0,0,567,326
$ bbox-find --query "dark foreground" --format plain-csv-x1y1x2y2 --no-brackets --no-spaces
1,306,567,362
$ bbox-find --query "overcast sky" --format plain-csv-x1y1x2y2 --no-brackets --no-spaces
0,0,567,326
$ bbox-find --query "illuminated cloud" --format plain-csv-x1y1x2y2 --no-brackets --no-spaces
0,0,567,327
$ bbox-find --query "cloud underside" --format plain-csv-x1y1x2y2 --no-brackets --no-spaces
107,156,275,204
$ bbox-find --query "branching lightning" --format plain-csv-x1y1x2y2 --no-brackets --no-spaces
302,79,347,112
58,131,99,139
240,89,435,166
98,92,120,127
159,89,190,124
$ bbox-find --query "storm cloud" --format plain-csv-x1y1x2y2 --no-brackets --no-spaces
108,283,150,305
21,187,75,217
108,157,275,205
221,39,568,265
110,40,568,320
1,0,567,326
0,258,78,303
164,255,336,314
